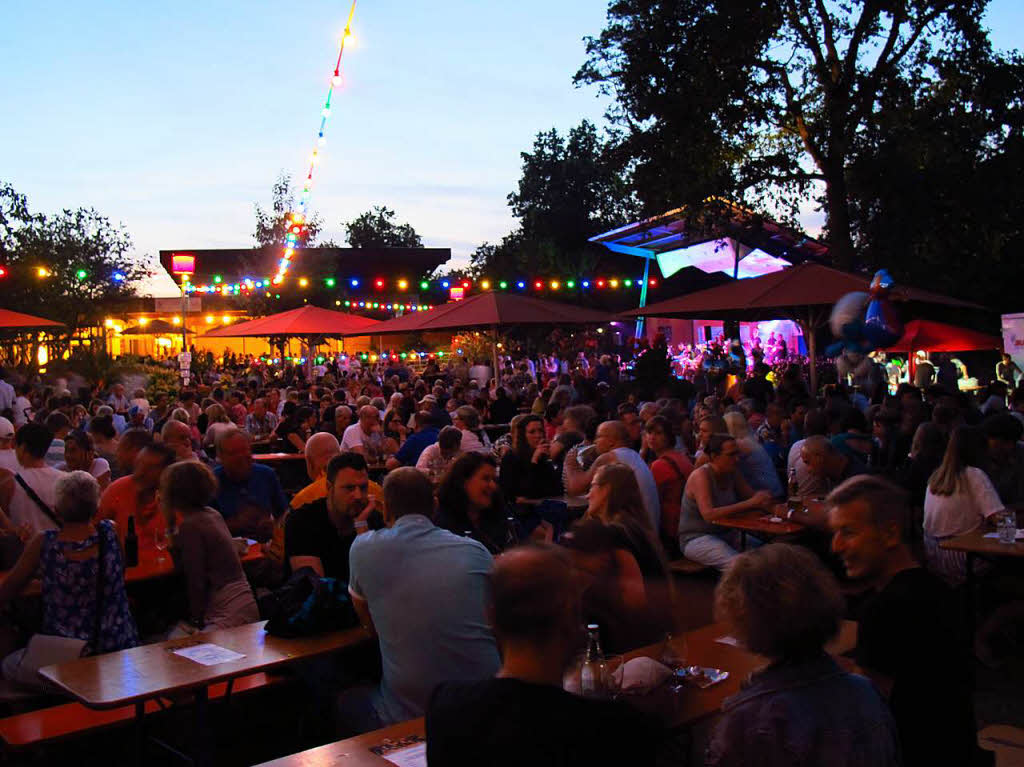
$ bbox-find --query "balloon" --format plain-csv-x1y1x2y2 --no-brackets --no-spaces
830,292,868,338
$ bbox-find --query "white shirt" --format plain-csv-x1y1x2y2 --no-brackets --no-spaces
12,396,32,427
468,365,492,388
57,456,111,481
341,423,376,451
9,464,64,533
924,467,1004,538
458,429,491,454
0,449,18,474
0,380,14,413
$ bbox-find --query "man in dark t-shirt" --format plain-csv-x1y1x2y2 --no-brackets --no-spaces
285,452,377,579
827,475,976,767
426,545,656,767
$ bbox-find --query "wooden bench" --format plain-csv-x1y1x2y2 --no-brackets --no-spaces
668,557,709,575
0,671,288,751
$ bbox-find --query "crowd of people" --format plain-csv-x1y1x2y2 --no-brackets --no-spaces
0,343,1020,765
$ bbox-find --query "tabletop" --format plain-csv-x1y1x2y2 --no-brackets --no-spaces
39,620,372,709
253,453,307,462
714,512,805,537
255,620,857,766
939,528,1024,558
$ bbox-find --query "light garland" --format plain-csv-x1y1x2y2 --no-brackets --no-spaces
273,0,359,286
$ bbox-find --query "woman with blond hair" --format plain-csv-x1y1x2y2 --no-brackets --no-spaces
923,425,1006,584
162,461,258,633
723,411,783,498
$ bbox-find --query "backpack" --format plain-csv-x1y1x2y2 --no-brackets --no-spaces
262,567,360,638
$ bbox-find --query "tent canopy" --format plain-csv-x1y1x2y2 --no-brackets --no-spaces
624,263,981,321
201,305,381,339
886,320,1000,353
0,309,65,330
341,292,620,337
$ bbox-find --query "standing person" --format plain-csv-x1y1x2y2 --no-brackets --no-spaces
828,476,977,767
913,352,936,389
426,545,655,766
0,423,65,533
162,461,258,632
342,468,500,732
497,415,561,504
0,472,138,691
43,411,71,467
678,434,773,570
437,453,509,555
707,544,899,767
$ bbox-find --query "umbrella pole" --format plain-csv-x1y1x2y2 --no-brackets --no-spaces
492,325,500,386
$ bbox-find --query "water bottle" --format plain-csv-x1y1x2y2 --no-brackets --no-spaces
124,515,139,568
997,510,1018,545
580,623,604,698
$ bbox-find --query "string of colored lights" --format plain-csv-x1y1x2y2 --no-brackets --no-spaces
273,0,359,286
181,274,660,294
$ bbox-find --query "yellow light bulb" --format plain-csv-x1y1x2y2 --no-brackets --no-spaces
398,279,408,290
172,316,181,325
481,280,490,290
299,277,309,288
138,317,149,326
221,315,232,324
205,315,215,324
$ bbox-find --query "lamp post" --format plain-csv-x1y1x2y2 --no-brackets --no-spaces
171,254,196,385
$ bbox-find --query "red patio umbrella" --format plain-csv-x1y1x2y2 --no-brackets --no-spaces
885,320,1000,353
623,263,981,392
0,309,65,330
344,292,619,379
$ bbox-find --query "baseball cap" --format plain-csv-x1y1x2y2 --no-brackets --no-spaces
0,417,14,439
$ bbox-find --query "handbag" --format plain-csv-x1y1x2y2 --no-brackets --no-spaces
11,530,106,689
262,567,359,638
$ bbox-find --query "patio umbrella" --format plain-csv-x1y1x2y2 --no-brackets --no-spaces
344,292,619,380
0,309,65,330
885,319,1000,354
623,263,981,392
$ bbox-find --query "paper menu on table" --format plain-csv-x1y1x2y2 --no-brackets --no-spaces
715,635,741,647
381,742,427,767
172,643,246,666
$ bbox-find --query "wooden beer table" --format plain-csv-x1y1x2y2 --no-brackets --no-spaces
940,528,1024,630
714,512,806,550
256,620,857,766
39,620,372,767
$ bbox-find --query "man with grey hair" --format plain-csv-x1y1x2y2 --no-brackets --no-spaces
340,467,500,733
800,435,867,495
211,429,286,541
340,405,383,457
334,405,353,436
244,398,278,441
564,419,661,532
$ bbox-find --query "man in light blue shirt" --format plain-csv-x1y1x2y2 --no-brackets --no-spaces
346,467,500,730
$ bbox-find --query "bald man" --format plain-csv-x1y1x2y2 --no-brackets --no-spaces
564,420,661,532
427,545,655,764
290,431,381,509
161,419,200,462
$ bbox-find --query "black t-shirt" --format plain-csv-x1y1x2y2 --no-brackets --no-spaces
427,677,657,767
856,567,975,767
284,499,356,580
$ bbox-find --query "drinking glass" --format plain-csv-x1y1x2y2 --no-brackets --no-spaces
998,510,1018,545
153,527,169,562
660,633,689,693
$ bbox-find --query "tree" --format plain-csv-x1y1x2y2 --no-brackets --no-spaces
252,171,323,249
576,0,993,269
344,206,423,248
470,120,637,276
1,182,146,342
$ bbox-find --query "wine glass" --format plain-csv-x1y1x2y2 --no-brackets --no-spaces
153,527,169,563
660,633,689,692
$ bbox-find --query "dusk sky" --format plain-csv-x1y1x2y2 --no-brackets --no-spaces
2,0,1022,296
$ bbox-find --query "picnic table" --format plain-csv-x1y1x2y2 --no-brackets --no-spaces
0,542,264,598
256,619,857,766
940,527,1024,630
714,511,806,550
39,620,372,767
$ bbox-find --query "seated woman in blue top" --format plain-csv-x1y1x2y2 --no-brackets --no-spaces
707,543,899,767
0,471,138,692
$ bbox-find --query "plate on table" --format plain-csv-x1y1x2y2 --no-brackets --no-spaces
675,666,729,689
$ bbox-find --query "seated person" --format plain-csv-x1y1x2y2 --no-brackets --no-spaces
498,415,562,504
286,452,379,579
708,543,899,767
386,411,439,470
427,544,655,766
828,475,977,767
678,434,772,570
212,429,287,541
437,452,510,554
343,468,500,732
415,425,463,482
98,442,176,548
162,461,258,632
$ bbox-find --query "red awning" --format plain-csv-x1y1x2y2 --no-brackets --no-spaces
0,309,65,330
624,262,981,321
201,305,381,338
885,320,1000,353
341,292,620,336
